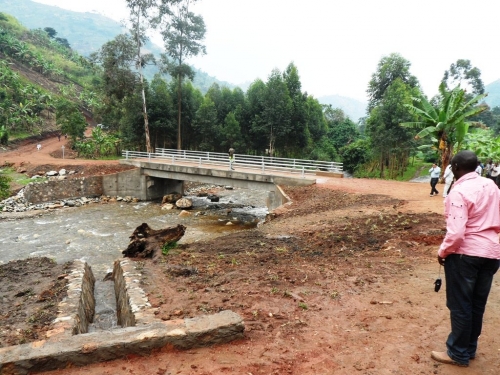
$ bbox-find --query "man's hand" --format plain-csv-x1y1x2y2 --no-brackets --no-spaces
437,255,446,266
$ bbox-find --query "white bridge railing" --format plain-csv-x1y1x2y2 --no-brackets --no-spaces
122,148,343,178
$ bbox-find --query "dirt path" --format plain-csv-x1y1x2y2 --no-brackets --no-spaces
0,128,119,167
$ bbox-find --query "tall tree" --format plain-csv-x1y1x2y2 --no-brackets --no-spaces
260,69,292,156
283,62,309,154
89,34,138,132
442,59,485,96
160,0,206,150
125,0,179,153
193,96,217,150
365,54,420,178
366,78,418,178
367,53,419,113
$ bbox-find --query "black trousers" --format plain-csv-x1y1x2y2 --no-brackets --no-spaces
430,177,439,195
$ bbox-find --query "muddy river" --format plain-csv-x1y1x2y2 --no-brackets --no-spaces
0,187,269,275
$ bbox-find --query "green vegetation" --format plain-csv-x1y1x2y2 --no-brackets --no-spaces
0,173,11,200
161,241,177,256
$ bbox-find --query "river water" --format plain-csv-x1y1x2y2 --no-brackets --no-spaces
0,187,269,331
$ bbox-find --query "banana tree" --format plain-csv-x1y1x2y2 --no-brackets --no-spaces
401,82,487,171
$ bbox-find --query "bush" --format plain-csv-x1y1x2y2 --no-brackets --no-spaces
0,174,11,200
340,139,371,173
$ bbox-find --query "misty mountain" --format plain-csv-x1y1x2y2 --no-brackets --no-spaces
0,0,234,92
317,95,367,122
485,80,500,109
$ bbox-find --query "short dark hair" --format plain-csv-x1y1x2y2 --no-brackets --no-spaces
452,150,478,173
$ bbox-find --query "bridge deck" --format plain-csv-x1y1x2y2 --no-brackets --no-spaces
120,158,320,184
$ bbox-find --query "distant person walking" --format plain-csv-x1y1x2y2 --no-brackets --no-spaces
228,147,235,170
57,133,61,141
492,162,500,187
475,161,483,175
442,164,454,198
36,143,41,151
429,163,441,196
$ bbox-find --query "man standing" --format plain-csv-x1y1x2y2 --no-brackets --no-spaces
429,163,441,196
228,147,235,170
432,150,500,367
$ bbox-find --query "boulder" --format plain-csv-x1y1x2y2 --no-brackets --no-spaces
161,203,175,210
178,210,191,217
46,171,58,176
176,197,193,209
59,169,67,176
162,193,183,204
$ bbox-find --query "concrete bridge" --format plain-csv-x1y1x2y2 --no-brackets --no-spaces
106,149,343,210
115,159,314,210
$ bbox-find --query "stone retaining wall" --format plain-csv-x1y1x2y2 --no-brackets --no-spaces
47,260,95,342
23,177,103,204
113,259,157,328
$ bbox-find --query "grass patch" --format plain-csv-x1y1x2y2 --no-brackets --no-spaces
355,157,428,181
162,241,177,255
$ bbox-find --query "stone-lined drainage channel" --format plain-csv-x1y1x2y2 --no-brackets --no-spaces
0,259,244,374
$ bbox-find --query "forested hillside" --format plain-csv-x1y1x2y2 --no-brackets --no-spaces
0,12,97,144
0,0,233,93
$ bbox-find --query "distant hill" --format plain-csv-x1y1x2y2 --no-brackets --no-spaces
0,0,234,93
485,79,500,109
317,95,367,122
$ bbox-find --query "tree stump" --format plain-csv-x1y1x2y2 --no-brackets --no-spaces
122,223,186,260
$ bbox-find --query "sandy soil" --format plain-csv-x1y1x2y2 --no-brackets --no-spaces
2,135,500,375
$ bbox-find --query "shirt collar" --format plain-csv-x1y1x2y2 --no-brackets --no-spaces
455,171,478,186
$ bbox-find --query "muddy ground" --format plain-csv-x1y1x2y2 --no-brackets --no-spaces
2,131,500,374
0,258,70,347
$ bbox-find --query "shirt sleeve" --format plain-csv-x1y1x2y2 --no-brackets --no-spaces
438,193,468,258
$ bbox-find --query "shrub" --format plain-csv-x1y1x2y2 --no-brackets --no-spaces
0,174,11,200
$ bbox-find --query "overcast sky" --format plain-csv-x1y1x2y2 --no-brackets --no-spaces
33,0,499,102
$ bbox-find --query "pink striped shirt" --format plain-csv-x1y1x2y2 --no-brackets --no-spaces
439,172,500,259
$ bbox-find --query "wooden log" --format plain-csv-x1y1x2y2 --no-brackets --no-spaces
122,223,186,260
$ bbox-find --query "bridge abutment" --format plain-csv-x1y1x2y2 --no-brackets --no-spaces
102,168,183,201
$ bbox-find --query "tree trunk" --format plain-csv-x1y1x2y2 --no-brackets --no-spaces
122,223,186,261
135,11,151,153
177,74,182,150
